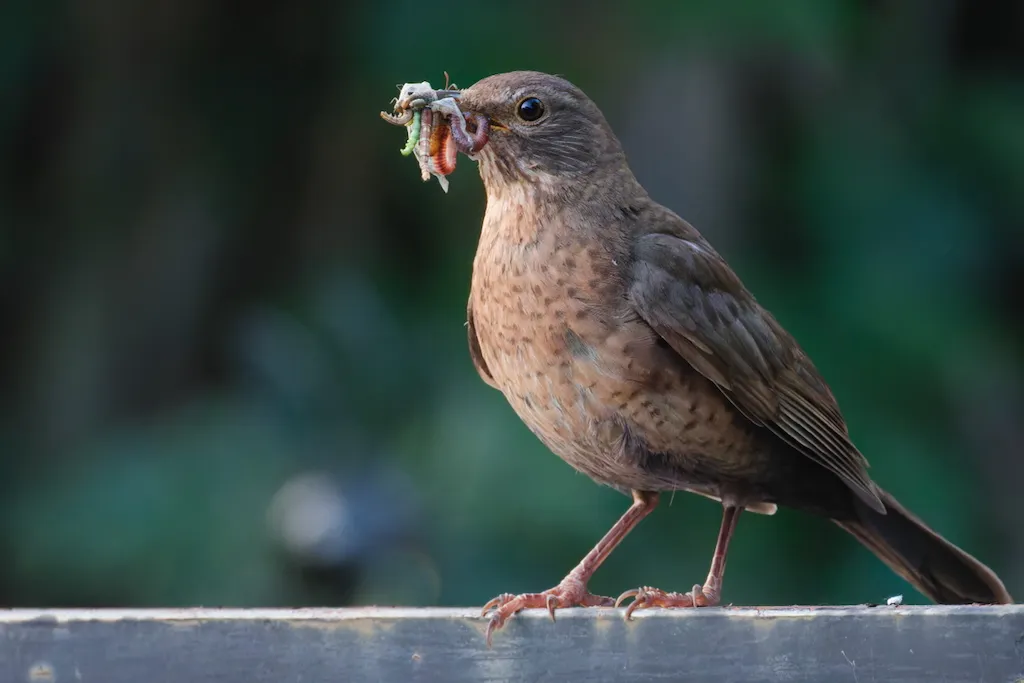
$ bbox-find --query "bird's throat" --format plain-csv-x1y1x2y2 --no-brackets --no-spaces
479,179,559,248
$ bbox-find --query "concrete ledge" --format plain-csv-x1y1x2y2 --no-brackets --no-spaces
2,606,1022,682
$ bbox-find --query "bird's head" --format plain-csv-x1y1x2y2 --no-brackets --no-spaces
455,71,628,192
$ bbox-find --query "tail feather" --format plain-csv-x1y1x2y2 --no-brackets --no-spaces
834,487,1012,604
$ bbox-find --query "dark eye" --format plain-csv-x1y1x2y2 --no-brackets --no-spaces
517,97,544,122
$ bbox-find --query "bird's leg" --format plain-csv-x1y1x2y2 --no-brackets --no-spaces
482,490,659,645
615,504,742,619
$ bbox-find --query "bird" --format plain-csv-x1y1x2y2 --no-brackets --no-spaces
447,70,1011,644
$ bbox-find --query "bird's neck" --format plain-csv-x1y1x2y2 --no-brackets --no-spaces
476,158,645,248
479,179,554,247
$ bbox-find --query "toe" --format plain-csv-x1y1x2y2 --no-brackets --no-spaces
614,586,703,619
579,593,615,607
480,593,515,617
484,597,524,648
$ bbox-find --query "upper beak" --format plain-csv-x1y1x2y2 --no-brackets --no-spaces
439,88,504,133
457,102,507,133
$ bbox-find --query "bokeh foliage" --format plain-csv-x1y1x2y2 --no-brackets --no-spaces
1,0,1022,608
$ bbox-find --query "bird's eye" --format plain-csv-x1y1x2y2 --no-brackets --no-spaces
517,97,544,122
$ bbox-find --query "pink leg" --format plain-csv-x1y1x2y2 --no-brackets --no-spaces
615,504,742,619
482,490,659,645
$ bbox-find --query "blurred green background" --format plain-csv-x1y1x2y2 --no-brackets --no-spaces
1,0,1022,610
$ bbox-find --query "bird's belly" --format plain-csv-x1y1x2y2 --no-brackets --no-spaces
470,225,766,498
478,314,764,495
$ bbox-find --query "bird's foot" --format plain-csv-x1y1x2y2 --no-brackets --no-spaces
480,576,613,646
614,583,720,620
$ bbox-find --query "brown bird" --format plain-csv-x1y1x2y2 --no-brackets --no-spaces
448,70,1011,643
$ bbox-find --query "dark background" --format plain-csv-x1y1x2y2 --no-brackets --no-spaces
1,0,1022,609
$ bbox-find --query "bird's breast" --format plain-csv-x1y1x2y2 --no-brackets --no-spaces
470,201,621,442
469,201,763,493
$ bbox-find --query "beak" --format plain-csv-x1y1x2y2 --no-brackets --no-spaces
457,101,506,133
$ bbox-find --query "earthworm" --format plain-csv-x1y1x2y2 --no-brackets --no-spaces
457,113,490,154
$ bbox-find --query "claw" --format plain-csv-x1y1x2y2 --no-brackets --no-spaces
479,584,613,646
617,587,649,622
614,588,640,609
545,593,559,622
485,613,504,648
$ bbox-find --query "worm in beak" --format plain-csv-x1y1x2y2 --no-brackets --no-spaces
380,78,492,190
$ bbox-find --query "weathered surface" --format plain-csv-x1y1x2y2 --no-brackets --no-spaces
1,606,1022,682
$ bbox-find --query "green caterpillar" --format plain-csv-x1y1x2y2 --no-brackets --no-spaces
400,110,421,156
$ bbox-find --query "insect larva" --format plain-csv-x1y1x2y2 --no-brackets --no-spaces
379,109,413,126
399,110,421,156
381,78,489,191
430,118,457,176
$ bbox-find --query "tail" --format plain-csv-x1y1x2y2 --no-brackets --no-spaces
834,487,1012,604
